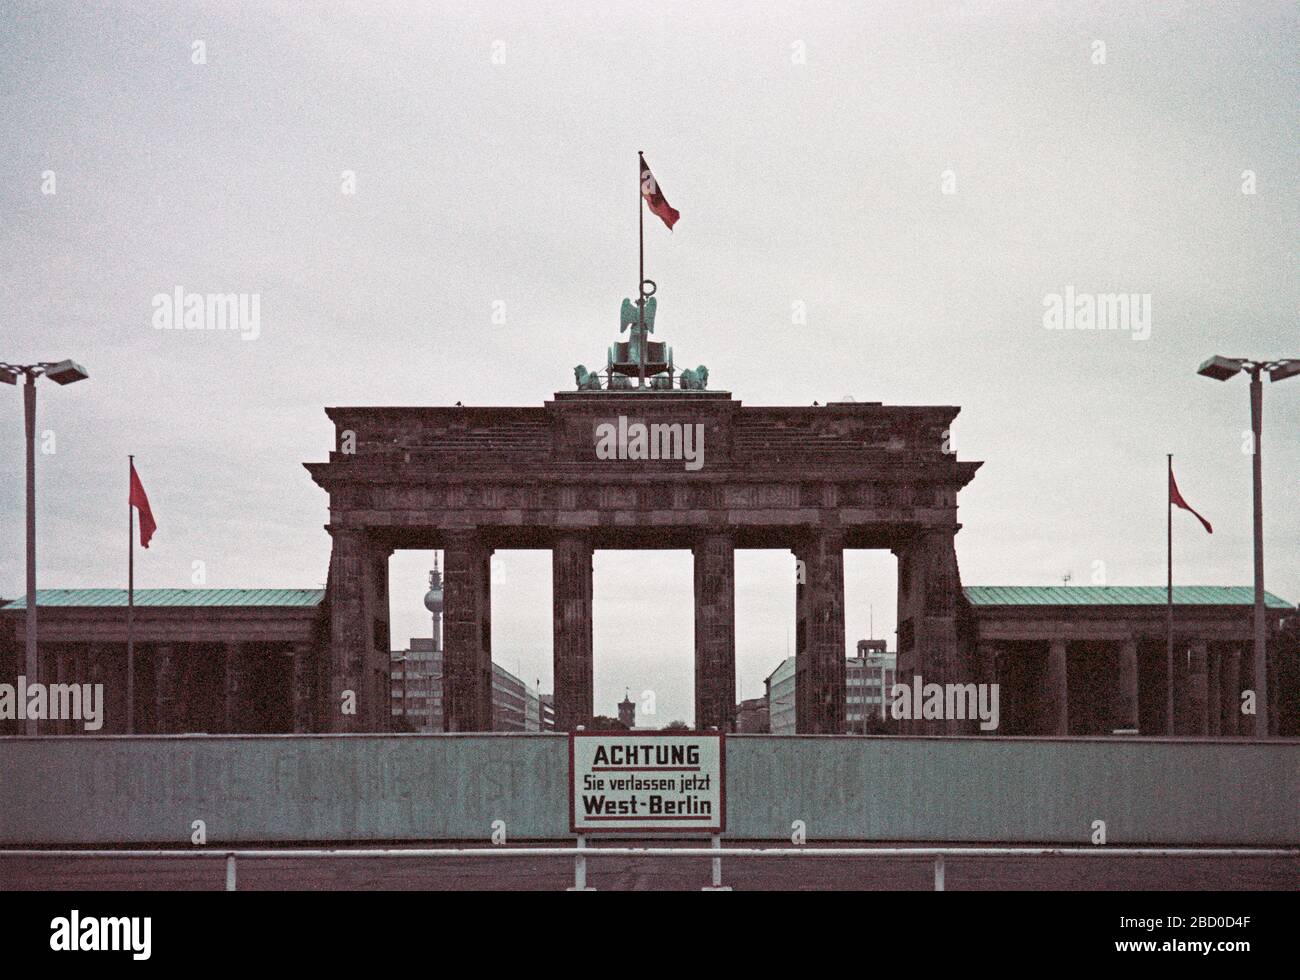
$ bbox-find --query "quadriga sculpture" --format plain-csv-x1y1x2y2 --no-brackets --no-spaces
679,365,709,390
574,365,603,390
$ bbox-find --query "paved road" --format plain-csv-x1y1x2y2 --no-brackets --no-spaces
2,844,1296,890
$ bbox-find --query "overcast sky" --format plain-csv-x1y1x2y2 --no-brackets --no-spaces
2,1,1296,725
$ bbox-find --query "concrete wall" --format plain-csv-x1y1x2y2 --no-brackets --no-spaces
728,736,1298,844
1,733,1296,845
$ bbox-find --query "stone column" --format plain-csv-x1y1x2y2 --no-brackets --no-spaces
1187,640,1208,736
54,647,69,735
794,531,846,734
1239,649,1259,736
98,643,118,735
1168,643,1183,734
292,642,315,733
66,647,81,735
326,526,373,732
86,643,107,734
367,542,393,732
893,528,966,734
1206,647,1221,736
1221,648,1241,736
1267,647,1279,738
224,643,240,733
1116,639,1139,734
444,530,493,732
155,644,176,734
479,546,494,726
976,640,998,735
552,533,594,733
1046,640,1069,736
38,647,56,735
694,533,736,732
120,642,135,736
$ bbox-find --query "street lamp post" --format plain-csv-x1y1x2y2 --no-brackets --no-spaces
1,359,90,736
1196,355,1299,737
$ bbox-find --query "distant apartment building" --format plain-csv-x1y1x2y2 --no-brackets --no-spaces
390,639,544,733
392,637,442,732
540,693,556,731
765,657,796,735
848,639,897,733
525,687,541,732
492,662,532,731
765,640,897,735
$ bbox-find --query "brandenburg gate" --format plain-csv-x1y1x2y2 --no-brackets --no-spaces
305,301,982,734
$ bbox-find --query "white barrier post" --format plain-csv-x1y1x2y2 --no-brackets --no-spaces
225,853,237,892
702,833,731,891
568,834,594,891
933,853,945,892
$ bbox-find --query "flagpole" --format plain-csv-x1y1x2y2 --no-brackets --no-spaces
637,150,646,389
1166,453,1174,735
127,455,135,734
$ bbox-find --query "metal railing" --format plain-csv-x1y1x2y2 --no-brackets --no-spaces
5,842,1296,892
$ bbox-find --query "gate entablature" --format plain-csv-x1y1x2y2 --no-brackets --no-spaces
308,396,979,528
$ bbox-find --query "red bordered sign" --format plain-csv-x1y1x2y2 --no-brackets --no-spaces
569,730,726,834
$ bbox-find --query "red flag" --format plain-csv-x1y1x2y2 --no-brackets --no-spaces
129,461,157,548
640,154,680,231
1169,469,1212,534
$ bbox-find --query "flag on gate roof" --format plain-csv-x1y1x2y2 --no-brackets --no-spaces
640,153,680,231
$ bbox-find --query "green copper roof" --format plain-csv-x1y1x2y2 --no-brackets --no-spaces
1,589,325,610
964,586,1293,609
3,586,1290,611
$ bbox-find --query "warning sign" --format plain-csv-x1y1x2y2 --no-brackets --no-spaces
570,731,725,833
